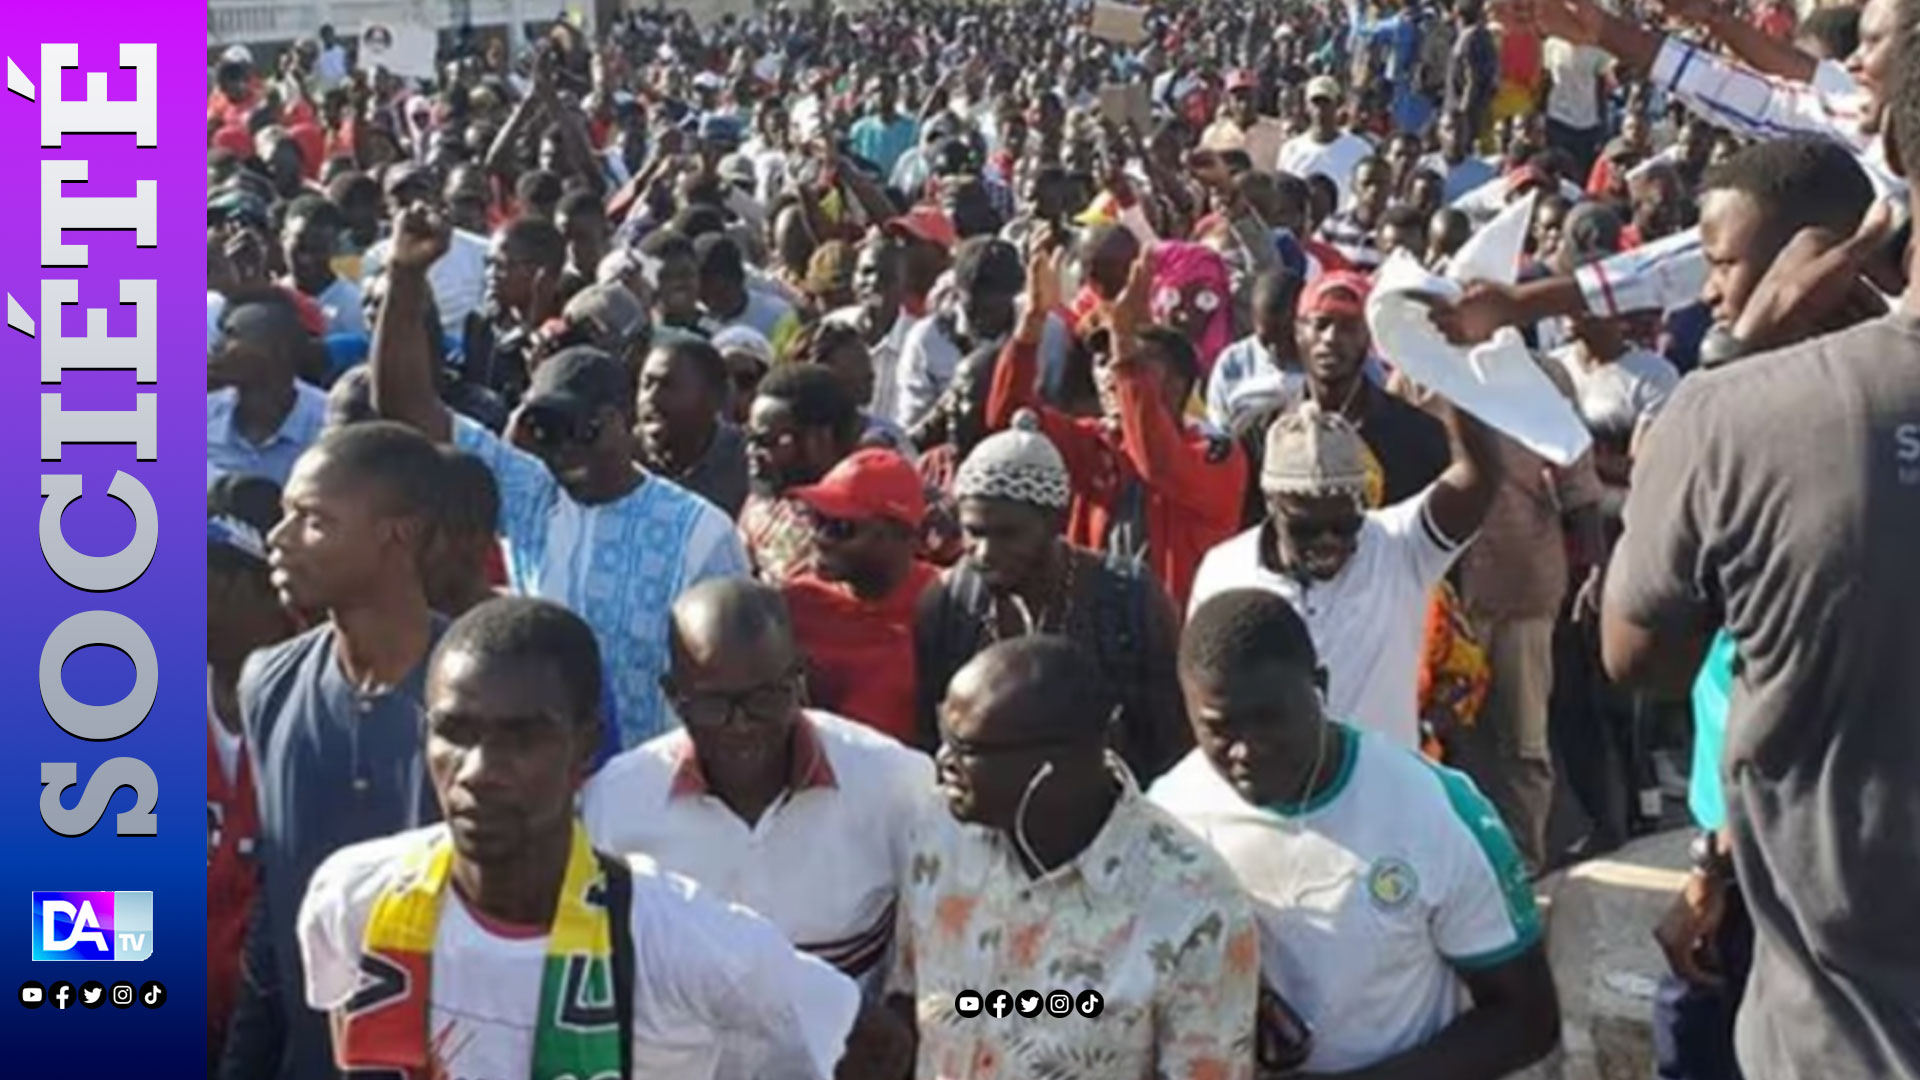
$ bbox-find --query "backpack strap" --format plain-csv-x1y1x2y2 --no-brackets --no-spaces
596,852,637,1080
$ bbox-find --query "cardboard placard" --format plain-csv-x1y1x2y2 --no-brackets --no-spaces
1089,1,1149,45
357,22,437,81
1098,82,1152,132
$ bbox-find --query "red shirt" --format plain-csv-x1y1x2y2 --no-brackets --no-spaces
1499,28,1544,90
207,697,259,1051
783,561,941,744
987,339,1246,611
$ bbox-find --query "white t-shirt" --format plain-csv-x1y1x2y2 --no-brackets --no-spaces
361,227,490,339
298,825,860,1080
1548,344,1681,443
1543,39,1611,131
1149,730,1542,1073
1187,487,1464,748
1276,132,1376,209
825,305,914,420
582,711,937,992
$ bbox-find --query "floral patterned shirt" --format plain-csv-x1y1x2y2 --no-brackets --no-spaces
740,492,816,583
888,771,1260,1080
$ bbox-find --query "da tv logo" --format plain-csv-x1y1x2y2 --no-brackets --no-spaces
31,892,153,961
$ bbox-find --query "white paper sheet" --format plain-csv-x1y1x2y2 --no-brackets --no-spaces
1363,192,1594,467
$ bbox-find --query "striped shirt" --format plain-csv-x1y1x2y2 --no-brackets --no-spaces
1575,38,1908,320
1317,210,1385,270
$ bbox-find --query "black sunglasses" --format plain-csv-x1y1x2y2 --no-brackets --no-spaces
1282,514,1364,542
520,404,604,452
811,515,863,543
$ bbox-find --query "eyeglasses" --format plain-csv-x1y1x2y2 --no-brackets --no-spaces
668,671,800,728
1282,514,1364,542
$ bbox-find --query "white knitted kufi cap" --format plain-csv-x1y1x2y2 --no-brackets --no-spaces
954,411,1072,510
1261,400,1371,498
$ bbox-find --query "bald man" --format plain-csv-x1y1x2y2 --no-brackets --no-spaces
887,636,1261,1080
582,578,936,991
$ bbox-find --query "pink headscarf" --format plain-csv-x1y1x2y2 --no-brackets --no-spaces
1150,242,1233,373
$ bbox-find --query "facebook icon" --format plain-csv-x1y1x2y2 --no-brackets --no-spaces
985,990,1012,1018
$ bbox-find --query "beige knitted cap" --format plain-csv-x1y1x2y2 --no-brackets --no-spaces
1260,401,1372,498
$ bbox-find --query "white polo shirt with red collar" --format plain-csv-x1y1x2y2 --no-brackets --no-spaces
581,709,937,989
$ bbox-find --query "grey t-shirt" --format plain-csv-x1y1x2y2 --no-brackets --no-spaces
240,619,446,1080
672,422,750,520
1607,314,1920,1080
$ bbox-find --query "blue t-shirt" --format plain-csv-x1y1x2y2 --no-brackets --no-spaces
239,620,446,1080
849,114,919,179
1689,630,1736,830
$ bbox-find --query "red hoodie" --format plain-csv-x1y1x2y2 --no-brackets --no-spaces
987,337,1245,611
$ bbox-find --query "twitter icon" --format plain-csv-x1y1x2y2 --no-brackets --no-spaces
79,981,105,1010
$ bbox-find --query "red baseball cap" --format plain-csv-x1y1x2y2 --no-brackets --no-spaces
1300,271,1371,320
885,205,958,250
1505,164,1551,195
1225,69,1258,92
790,448,927,530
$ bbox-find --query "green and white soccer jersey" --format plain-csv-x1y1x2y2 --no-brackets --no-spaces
1148,723,1541,1074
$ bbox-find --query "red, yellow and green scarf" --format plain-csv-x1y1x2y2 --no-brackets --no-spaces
339,822,624,1080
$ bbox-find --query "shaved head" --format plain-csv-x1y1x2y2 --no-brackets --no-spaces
944,636,1111,743
669,578,796,669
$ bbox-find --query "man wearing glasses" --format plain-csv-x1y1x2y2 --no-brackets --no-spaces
583,578,935,993
1188,392,1500,750
782,448,943,746
887,636,1260,1080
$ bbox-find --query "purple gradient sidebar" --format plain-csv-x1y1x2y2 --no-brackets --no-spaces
0,7,207,1073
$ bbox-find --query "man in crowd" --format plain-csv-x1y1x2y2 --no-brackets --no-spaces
223,423,449,1080
1189,393,1501,749
1596,46,1920,1076
635,337,750,518
895,236,1069,431
207,474,296,1073
741,364,865,581
281,196,366,336
370,206,747,751
1279,75,1377,209
1316,156,1394,269
584,579,934,989
888,636,1261,1080
1155,589,1561,1076
1295,272,1449,503
1205,269,1307,437
360,163,490,340
825,237,913,425
915,415,1189,779
783,449,941,743
297,596,913,1079
209,289,329,488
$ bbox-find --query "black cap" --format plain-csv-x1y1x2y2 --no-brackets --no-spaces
383,162,436,199
523,346,632,418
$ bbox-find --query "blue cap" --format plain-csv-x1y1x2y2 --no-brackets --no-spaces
698,113,744,146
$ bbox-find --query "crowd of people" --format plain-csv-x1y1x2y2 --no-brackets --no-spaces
204,0,1920,1075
